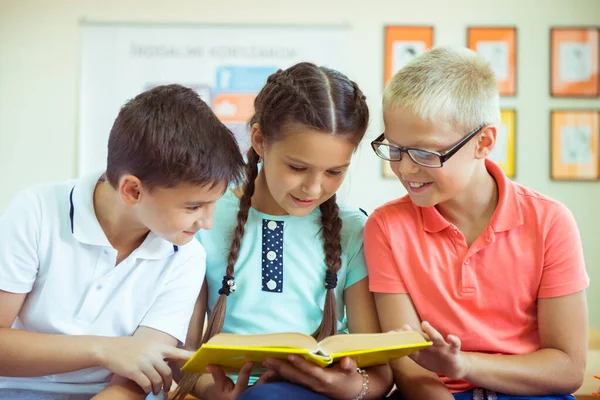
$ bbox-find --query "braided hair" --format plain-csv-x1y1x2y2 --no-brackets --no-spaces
172,62,368,400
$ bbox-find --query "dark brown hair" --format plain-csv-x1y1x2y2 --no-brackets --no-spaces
172,64,368,399
106,84,244,191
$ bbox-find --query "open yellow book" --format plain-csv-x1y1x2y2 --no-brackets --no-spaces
181,330,431,374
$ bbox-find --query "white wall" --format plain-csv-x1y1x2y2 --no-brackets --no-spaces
1,0,599,324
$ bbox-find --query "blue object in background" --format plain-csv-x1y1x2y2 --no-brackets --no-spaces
215,66,278,93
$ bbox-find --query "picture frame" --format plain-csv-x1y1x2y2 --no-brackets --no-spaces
489,109,517,178
550,27,599,97
384,26,434,86
550,110,600,181
467,27,517,96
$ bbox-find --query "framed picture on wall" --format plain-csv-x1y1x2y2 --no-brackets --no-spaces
550,110,600,181
488,109,517,178
467,27,517,96
384,26,434,86
550,27,599,97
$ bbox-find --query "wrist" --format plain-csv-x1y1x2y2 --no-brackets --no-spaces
89,336,109,368
351,368,369,400
459,351,474,380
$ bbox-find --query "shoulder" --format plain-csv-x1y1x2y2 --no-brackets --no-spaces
512,182,569,222
368,195,416,225
2,179,75,222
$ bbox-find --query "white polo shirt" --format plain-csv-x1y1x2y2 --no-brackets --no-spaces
0,171,206,395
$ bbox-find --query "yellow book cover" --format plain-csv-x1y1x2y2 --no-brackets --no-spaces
181,330,431,374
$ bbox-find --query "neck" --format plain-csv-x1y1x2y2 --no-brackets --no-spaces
250,169,288,216
435,163,498,228
93,180,149,251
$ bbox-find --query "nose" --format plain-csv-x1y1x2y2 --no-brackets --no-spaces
195,210,214,231
397,154,420,176
301,173,322,198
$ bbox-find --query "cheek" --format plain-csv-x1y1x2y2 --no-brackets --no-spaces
266,167,297,192
323,176,345,195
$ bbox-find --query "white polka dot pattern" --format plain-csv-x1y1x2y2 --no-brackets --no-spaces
262,219,283,293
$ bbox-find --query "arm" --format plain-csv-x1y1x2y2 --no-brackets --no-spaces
363,212,453,400
406,202,589,396
374,293,454,400
344,278,394,399
0,290,102,376
460,291,587,395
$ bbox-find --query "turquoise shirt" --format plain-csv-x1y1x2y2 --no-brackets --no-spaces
196,190,368,337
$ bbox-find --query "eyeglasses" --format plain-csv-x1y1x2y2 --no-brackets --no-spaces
370,124,486,168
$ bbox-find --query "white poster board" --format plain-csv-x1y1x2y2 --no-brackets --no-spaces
79,23,350,176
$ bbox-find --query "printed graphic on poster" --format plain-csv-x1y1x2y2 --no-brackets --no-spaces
79,23,350,176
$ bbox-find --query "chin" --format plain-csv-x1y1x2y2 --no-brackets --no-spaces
406,193,439,208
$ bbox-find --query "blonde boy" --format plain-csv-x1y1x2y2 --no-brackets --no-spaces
365,47,589,400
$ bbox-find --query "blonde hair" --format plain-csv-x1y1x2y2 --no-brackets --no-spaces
383,46,500,132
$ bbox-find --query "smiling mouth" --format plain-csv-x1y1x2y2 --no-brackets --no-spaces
291,195,317,204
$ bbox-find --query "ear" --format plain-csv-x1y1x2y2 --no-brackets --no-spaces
118,175,144,206
250,123,265,158
474,125,496,160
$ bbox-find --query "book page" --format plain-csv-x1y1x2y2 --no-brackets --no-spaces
318,330,426,355
207,332,318,351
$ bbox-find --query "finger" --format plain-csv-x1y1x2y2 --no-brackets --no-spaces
233,362,254,395
402,324,413,331
154,360,173,394
447,334,462,352
421,321,446,346
131,373,152,394
254,369,278,385
286,355,329,383
207,364,228,388
263,358,315,387
141,365,164,395
338,356,358,373
163,346,196,361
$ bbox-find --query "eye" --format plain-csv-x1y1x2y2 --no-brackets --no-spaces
186,205,204,211
327,169,344,176
288,165,307,172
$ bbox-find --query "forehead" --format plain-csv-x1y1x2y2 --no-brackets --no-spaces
269,128,356,167
383,108,461,147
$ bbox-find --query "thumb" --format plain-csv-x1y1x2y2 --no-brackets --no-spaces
339,356,358,372
164,346,196,361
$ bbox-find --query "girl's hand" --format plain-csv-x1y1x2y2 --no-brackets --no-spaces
201,362,277,400
262,355,364,399
94,336,194,395
404,321,471,380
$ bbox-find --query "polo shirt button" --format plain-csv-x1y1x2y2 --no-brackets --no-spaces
267,221,277,230
464,258,471,265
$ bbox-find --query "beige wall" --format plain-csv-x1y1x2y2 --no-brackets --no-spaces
1,0,599,324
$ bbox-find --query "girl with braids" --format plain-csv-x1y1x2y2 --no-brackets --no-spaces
172,62,393,400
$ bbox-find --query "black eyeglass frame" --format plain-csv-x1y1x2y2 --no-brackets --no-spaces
370,124,487,168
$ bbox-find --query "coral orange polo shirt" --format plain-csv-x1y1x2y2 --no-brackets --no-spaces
364,159,589,392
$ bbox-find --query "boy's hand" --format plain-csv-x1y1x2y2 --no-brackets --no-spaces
201,362,276,400
93,336,194,395
403,321,471,380
262,355,364,399
593,374,599,397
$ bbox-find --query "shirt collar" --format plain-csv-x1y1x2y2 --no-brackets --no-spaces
420,159,523,233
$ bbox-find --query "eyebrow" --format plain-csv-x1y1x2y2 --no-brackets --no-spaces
386,136,446,150
183,200,215,206
285,156,351,169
